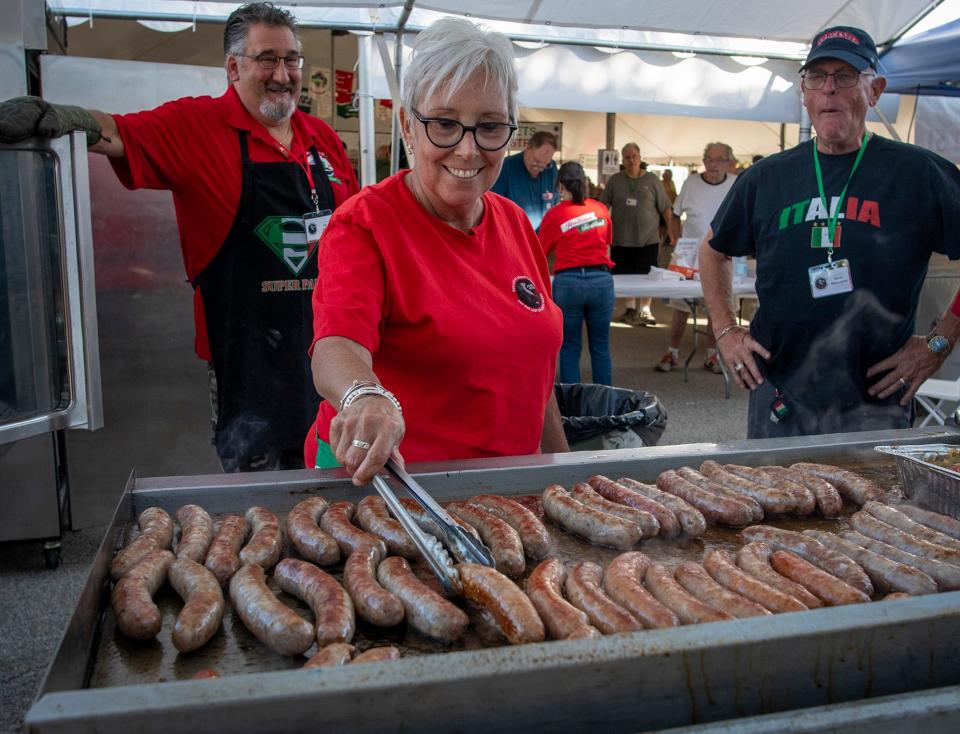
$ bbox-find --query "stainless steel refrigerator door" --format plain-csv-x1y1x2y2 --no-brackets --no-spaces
0,132,102,446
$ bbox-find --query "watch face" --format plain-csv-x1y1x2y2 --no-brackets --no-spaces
929,335,951,355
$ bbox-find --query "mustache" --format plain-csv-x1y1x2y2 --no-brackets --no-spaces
265,83,294,94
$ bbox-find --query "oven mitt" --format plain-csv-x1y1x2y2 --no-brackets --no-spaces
0,95,103,146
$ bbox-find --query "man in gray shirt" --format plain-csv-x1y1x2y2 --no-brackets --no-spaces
601,142,673,325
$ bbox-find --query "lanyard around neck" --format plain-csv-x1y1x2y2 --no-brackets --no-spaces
812,131,870,245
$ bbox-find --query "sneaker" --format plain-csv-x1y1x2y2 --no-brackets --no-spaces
619,308,638,324
656,351,679,372
635,310,657,326
703,352,723,374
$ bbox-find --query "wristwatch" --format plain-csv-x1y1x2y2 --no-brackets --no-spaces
927,333,952,356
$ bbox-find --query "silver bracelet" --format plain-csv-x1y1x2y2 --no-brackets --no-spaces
338,379,379,412
715,323,743,342
340,384,402,413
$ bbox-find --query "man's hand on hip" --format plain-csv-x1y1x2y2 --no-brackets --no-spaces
715,325,771,391
867,335,944,406
0,96,104,146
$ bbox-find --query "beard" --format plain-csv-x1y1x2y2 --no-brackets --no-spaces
259,87,295,122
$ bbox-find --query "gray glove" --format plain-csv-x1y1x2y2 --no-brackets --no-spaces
0,95,103,146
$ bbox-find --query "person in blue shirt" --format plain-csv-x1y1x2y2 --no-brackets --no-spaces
491,130,558,230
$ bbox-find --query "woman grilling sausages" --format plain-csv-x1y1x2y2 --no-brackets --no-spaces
538,162,615,385
305,17,568,484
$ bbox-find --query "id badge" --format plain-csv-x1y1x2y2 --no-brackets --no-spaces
625,197,638,207
810,221,841,248
303,209,332,245
808,258,853,298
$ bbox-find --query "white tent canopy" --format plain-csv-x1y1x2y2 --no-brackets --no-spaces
369,33,898,127
47,1,943,55
44,0,958,176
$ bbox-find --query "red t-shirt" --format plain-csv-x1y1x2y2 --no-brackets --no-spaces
538,198,614,271
306,174,562,466
109,85,359,360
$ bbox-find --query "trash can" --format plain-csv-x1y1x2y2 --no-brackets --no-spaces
554,383,667,451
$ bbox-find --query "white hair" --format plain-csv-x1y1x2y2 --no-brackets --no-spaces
402,17,518,123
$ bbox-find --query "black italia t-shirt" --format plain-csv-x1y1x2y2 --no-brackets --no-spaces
710,136,960,415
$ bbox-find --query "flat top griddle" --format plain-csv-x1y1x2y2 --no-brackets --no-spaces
27,427,960,734
89,461,902,688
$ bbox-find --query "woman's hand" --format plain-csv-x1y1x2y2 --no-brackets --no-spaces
715,325,771,390
329,395,406,486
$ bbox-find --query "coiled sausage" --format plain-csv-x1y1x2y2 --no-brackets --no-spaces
204,514,249,586
541,485,641,550
377,556,469,642
286,497,340,566
601,552,679,629
229,564,313,656
274,558,356,646
565,561,642,634
526,559,600,640
169,557,224,653
457,563,545,645
239,506,282,570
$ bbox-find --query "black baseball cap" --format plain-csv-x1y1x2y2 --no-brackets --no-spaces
801,26,879,72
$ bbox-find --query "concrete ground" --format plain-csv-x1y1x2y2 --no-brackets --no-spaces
0,298,751,732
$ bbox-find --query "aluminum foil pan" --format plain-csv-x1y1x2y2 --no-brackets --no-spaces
874,443,960,518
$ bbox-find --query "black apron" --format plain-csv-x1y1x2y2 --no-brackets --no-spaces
194,130,335,472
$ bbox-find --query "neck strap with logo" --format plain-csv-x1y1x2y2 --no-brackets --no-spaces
811,130,870,263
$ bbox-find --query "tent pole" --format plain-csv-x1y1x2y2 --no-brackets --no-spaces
357,34,377,187
606,112,616,150
873,104,902,142
391,33,404,175
799,106,812,143
391,2,416,175
780,123,786,151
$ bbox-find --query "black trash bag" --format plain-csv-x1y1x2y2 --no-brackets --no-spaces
554,383,667,448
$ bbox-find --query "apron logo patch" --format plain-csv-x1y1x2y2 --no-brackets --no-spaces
312,151,342,185
254,216,315,275
513,275,545,312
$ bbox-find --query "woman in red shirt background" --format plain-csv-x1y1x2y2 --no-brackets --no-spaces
539,162,615,385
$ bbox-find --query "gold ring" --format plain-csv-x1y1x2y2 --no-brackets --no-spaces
351,439,371,450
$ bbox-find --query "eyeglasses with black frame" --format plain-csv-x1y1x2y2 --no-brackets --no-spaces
801,69,874,90
237,52,305,70
410,108,517,151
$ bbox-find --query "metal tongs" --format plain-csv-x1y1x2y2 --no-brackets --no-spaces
370,458,495,594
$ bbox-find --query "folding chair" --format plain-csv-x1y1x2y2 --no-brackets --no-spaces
914,376,960,426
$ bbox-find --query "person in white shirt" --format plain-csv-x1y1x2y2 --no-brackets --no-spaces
656,143,737,373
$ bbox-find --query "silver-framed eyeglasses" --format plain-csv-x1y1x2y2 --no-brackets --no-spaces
238,52,305,70
801,69,874,89
410,108,517,151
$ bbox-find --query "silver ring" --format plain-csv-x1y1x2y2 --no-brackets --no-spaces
351,439,371,450
899,377,908,387
734,362,745,371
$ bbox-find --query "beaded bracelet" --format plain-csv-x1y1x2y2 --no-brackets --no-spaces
715,323,743,342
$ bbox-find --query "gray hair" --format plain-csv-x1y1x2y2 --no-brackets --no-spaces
622,142,640,156
402,17,518,123
224,2,300,58
703,141,734,160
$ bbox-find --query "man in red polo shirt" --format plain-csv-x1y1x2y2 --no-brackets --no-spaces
0,2,358,471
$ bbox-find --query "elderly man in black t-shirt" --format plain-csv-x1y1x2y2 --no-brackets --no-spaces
699,25,960,438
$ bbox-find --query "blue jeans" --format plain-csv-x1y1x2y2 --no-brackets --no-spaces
552,268,615,385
